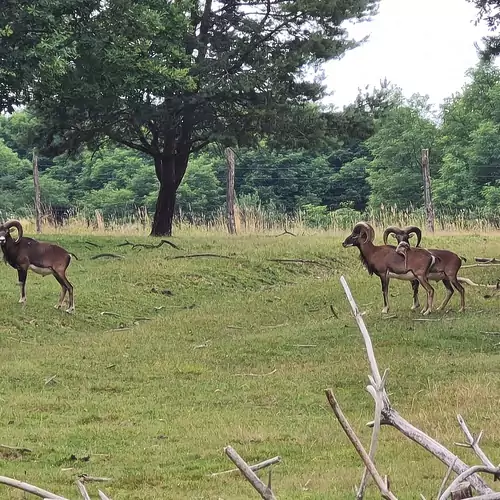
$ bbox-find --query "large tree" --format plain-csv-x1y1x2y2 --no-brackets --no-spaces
469,0,500,59
1,0,379,235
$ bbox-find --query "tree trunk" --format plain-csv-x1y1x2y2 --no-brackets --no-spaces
151,180,177,236
150,151,189,237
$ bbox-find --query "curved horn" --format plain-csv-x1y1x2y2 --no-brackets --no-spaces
353,221,375,243
383,226,402,245
3,220,23,243
403,225,422,247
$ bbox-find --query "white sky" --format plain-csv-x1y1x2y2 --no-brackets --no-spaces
322,0,494,109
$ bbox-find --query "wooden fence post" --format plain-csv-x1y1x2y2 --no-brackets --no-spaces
421,148,435,233
32,149,42,233
225,147,237,235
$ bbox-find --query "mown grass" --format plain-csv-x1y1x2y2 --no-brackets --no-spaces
0,230,499,499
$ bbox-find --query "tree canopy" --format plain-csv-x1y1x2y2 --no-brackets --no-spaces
1,0,379,235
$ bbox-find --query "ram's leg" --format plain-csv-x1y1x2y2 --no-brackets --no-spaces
54,281,67,309
451,277,465,312
17,269,27,306
53,268,74,313
417,276,435,315
436,279,454,311
380,274,390,314
410,279,420,310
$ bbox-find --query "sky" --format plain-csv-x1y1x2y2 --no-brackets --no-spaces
322,0,494,109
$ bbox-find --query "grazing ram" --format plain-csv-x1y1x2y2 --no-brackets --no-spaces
342,222,437,315
0,220,75,313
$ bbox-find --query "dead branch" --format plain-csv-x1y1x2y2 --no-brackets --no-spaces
90,253,124,260
340,276,388,500
275,229,296,237
439,466,500,500
79,474,113,482
438,458,458,499
211,456,281,477
339,275,495,496
475,258,500,263
84,241,101,248
0,476,68,499
268,258,331,269
76,480,91,500
461,263,500,269
167,253,232,260
325,389,398,500
224,446,277,500
132,240,180,250
0,444,32,453
455,415,495,468
98,491,112,500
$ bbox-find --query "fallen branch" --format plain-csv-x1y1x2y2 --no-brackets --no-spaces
338,275,495,496
224,446,277,500
98,491,112,500
455,414,495,469
167,253,232,260
325,390,397,500
211,456,281,477
275,229,296,237
268,258,331,269
0,476,68,499
79,474,113,482
117,239,180,250
0,444,32,453
439,466,500,500
90,253,124,260
76,480,91,500
84,241,102,248
457,277,499,288
475,258,500,263
461,263,500,269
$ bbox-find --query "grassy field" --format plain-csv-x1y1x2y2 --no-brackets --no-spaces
0,229,499,499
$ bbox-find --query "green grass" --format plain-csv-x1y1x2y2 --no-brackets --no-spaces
0,231,499,499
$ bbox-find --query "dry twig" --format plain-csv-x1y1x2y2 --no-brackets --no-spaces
90,253,124,260
224,446,277,500
455,414,495,469
211,456,281,477
0,444,32,453
76,480,91,500
325,390,397,500
268,258,331,269
0,476,68,499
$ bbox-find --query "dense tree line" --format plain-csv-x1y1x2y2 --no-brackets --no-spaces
1,63,500,227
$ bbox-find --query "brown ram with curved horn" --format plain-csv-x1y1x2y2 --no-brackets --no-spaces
342,221,437,315
383,226,422,247
383,225,465,312
0,220,75,312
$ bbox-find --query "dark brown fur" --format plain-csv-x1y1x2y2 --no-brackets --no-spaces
343,222,436,315
0,220,75,312
385,225,465,312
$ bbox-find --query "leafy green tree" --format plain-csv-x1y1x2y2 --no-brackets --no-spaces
328,157,371,211
177,155,224,217
365,95,440,210
0,139,32,212
8,0,379,235
468,0,500,59
233,148,332,212
436,63,500,210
